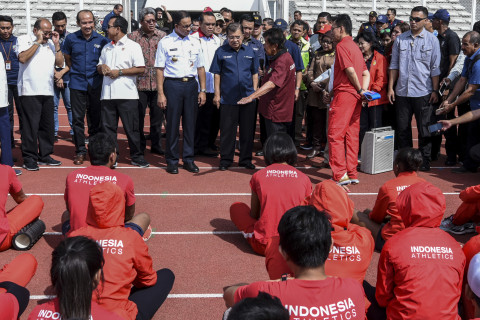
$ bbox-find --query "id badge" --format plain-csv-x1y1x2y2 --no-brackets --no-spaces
5,60,11,71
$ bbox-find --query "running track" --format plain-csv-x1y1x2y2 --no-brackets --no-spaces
2,111,478,319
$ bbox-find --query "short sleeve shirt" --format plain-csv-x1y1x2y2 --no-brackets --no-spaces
154,31,205,78
333,36,367,95
259,51,296,123
0,165,22,244
62,30,109,90
15,34,56,96
209,44,259,105
235,277,366,320
461,48,480,110
98,35,145,100
438,28,461,80
64,165,135,231
249,163,312,244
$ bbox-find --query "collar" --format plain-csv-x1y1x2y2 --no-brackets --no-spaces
268,48,287,61
75,30,99,40
197,29,213,39
112,34,128,45
408,28,426,39
0,35,15,42
171,30,190,41
226,44,246,52
470,48,480,60
139,28,160,38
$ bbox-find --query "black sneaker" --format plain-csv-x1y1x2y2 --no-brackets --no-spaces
299,143,313,150
23,162,39,171
38,157,62,166
131,158,150,168
14,169,22,176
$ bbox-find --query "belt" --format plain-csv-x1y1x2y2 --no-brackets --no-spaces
165,77,195,82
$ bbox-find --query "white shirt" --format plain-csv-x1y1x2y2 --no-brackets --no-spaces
190,32,221,93
0,54,7,108
15,34,56,96
154,31,205,78
98,35,145,100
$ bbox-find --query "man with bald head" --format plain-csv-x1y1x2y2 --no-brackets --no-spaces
15,18,64,171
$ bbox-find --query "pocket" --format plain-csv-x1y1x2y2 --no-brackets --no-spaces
419,45,432,62
419,102,436,138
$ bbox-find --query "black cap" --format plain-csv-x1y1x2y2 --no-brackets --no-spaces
253,14,262,26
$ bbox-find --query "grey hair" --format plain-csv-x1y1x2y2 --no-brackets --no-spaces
139,7,156,22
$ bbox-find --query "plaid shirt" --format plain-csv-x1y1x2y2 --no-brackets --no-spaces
128,28,166,91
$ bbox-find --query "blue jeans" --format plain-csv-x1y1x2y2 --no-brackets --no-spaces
54,82,73,136
0,107,13,166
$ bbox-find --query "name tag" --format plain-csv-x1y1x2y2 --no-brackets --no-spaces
244,56,253,59
170,48,178,52
223,55,232,59
5,60,11,71
94,44,101,48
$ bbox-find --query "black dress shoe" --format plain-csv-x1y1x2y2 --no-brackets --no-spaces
255,151,264,156
419,163,430,172
240,162,256,170
199,149,219,158
151,148,165,155
444,159,456,166
219,165,228,171
183,162,199,173
166,164,178,174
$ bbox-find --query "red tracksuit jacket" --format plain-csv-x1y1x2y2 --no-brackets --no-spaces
376,181,465,320
70,183,157,320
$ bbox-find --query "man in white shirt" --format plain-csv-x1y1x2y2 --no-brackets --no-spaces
97,15,147,168
155,11,207,174
16,18,64,171
191,11,222,158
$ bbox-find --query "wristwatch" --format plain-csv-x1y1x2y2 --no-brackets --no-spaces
295,87,300,90
33,41,40,47
200,89,206,93
118,69,123,76
357,88,364,94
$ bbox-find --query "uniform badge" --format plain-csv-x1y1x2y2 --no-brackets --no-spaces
268,68,272,74
172,56,178,62
373,60,376,66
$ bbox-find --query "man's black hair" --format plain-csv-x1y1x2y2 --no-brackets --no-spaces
318,12,332,22
387,8,397,16
394,147,423,172
263,18,274,26
226,22,244,36
52,11,67,22
473,21,480,34
291,20,305,30
240,14,254,24
114,4,123,10
278,206,332,268
87,133,116,166
263,28,286,51
333,14,352,36
411,6,428,18
228,292,289,320
76,10,94,24
263,132,296,166
0,15,13,25
173,10,190,26
294,10,302,16
220,8,233,15
111,15,128,34
199,11,215,23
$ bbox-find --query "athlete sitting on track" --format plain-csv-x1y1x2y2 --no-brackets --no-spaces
229,132,312,256
224,205,366,320
440,183,480,235
62,132,151,239
264,179,374,283
69,182,175,320
28,236,123,320
351,147,425,251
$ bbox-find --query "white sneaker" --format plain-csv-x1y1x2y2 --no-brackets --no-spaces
349,178,360,185
336,173,351,186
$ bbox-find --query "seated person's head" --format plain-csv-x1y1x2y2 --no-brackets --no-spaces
87,133,116,166
467,253,480,317
263,132,297,166
393,147,423,176
51,236,104,319
396,181,445,228
227,292,289,320
278,206,332,269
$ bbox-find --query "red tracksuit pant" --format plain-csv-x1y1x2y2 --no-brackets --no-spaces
0,253,37,293
230,202,267,256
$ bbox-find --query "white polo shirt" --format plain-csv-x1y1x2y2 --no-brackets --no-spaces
190,32,221,93
98,35,145,100
154,31,205,78
15,34,56,96
0,54,7,108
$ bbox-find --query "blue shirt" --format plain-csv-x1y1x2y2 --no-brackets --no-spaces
102,11,115,33
210,44,259,105
0,35,19,85
243,37,264,65
461,48,480,110
390,28,441,97
62,30,109,90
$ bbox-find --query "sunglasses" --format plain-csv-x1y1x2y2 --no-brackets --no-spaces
216,23,224,27
144,19,156,24
380,28,391,34
409,16,426,22
224,18,231,23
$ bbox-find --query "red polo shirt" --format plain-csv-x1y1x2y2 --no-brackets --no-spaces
333,36,367,96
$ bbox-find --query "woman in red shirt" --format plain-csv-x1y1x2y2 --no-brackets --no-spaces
230,132,312,255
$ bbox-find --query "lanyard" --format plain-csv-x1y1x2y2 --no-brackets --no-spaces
0,41,12,60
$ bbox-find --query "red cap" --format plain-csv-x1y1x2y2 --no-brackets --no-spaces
318,24,332,34
203,6,213,12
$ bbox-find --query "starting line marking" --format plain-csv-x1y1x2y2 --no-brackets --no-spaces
25,192,460,196
30,294,223,300
43,231,242,236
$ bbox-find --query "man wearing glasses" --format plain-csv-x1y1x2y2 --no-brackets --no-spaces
386,8,402,30
155,11,207,174
62,10,109,165
15,18,64,171
128,7,167,157
388,6,441,172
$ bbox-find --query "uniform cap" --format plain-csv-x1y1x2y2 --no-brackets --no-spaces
273,19,288,31
433,9,450,22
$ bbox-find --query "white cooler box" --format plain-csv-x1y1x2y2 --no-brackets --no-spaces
360,127,395,174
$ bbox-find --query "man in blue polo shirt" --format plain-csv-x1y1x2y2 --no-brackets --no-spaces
0,15,22,151
239,14,264,71
102,4,123,34
63,10,109,165
210,22,259,171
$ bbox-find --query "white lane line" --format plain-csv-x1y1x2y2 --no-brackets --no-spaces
44,231,242,236
24,192,459,196
30,294,223,300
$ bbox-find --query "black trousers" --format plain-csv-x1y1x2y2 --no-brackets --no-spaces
138,90,164,153
129,269,175,320
395,95,432,163
463,117,480,171
308,106,327,150
219,102,256,166
363,281,387,320
101,99,143,161
70,86,102,155
195,93,219,152
264,117,289,138
164,79,198,165
20,95,55,164
7,84,22,148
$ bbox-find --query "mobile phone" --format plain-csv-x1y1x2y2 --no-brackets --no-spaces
435,107,445,115
439,83,448,96
428,123,443,133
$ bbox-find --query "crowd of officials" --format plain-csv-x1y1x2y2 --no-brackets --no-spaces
2,2,480,320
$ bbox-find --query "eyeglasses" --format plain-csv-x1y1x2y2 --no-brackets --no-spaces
321,40,333,44
107,25,117,29
380,28,391,34
144,19,156,24
228,36,241,40
409,16,426,22
43,31,52,37
216,23,224,27
224,18,231,23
